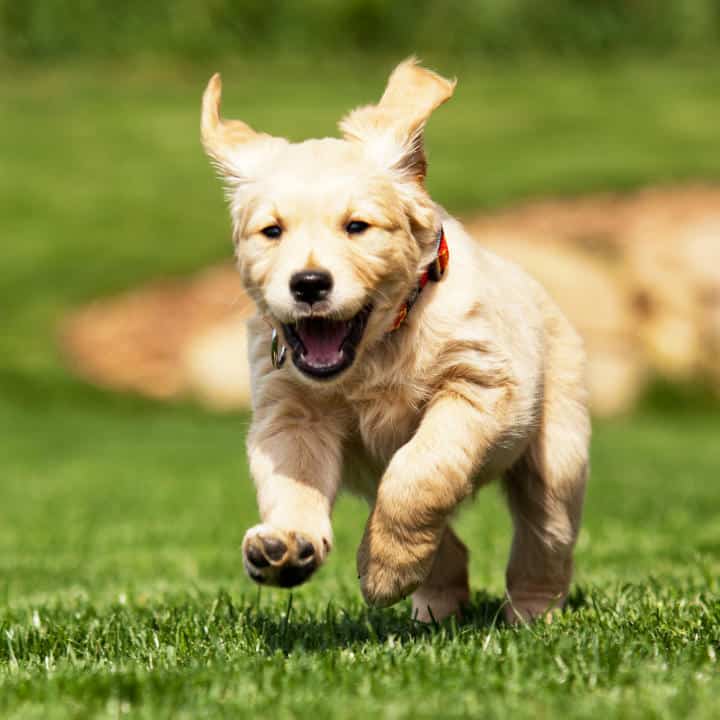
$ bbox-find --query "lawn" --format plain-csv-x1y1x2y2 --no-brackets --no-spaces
1,58,719,718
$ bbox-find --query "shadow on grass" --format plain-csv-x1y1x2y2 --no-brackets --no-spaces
242,591,509,654
225,583,598,655
565,585,591,613
246,586,591,654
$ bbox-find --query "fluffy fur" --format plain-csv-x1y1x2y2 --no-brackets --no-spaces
201,59,590,623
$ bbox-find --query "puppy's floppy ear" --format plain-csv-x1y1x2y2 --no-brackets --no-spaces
339,57,456,182
201,73,283,182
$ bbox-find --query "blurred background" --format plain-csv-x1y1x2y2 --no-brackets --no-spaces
1,2,719,606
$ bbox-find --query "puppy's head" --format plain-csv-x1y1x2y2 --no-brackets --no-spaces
201,59,455,383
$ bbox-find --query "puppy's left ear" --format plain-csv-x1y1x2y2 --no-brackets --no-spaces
339,58,456,182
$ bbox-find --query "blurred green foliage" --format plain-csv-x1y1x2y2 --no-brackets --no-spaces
1,0,719,62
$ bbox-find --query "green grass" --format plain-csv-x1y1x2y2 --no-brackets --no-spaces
1,59,719,718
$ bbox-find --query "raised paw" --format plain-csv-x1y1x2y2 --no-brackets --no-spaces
242,525,325,588
357,513,441,608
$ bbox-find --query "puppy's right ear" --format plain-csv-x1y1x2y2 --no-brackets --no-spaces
201,74,282,182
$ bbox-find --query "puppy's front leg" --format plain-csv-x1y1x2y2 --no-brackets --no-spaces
358,387,507,608
243,392,345,588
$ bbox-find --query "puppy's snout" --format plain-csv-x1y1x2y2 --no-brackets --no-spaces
290,270,333,305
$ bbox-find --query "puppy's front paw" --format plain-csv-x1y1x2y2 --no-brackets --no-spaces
242,525,327,588
357,513,440,608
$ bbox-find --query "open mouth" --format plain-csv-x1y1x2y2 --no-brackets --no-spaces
282,305,372,379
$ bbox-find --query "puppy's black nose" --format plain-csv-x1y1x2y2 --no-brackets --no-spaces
290,270,333,305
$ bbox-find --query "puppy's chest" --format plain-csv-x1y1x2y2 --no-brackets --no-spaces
348,380,430,464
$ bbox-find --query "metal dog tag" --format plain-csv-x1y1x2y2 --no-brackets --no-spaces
271,328,287,369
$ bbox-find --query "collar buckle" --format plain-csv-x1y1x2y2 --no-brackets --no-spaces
271,327,287,369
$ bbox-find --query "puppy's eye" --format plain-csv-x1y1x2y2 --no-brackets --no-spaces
261,225,283,239
346,220,369,235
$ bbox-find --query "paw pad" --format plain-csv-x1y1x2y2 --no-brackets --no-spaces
260,536,287,562
243,527,320,588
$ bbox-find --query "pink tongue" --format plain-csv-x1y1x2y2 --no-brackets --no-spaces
298,319,348,366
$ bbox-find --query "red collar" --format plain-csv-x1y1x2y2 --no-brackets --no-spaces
388,226,449,332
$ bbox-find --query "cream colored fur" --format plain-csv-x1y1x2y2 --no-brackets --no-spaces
201,59,590,623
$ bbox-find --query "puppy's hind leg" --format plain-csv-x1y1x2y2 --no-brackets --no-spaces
411,526,469,623
502,390,590,624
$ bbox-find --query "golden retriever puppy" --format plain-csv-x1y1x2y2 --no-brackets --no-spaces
200,59,590,623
